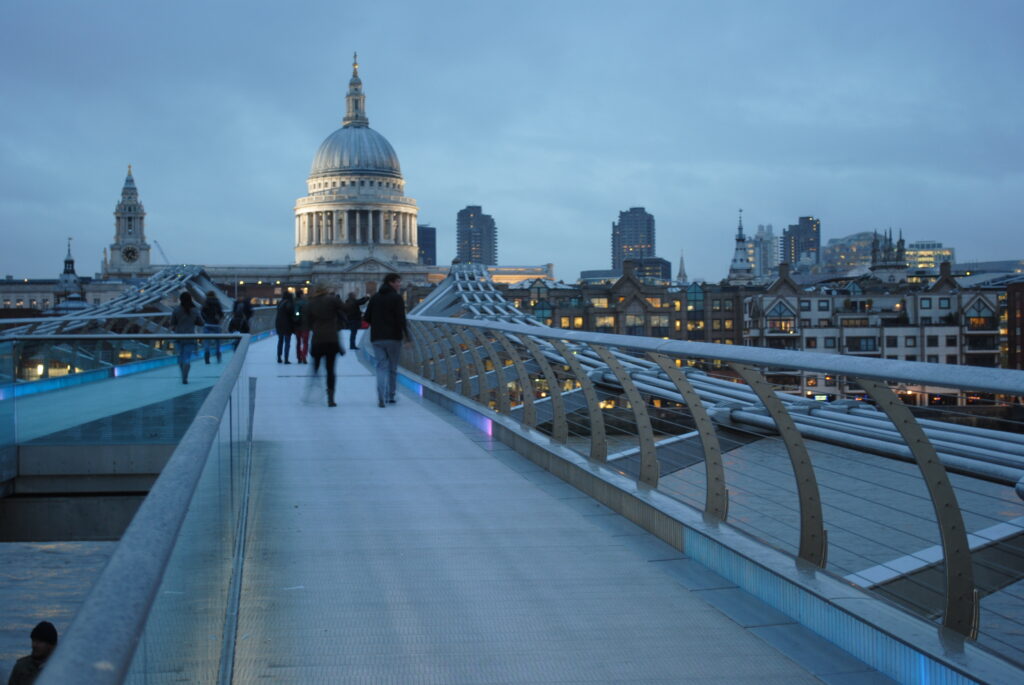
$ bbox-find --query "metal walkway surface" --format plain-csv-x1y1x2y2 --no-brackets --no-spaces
230,340,887,684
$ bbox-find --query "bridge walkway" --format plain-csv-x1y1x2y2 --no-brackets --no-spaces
231,340,890,683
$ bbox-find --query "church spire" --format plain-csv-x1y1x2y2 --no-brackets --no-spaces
343,52,369,128
727,209,754,285
122,164,137,199
63,237,75,274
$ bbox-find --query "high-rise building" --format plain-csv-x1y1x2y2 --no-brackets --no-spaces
456,205,498,265
611,207,655,271
751,224,778,279
418,224,437,265
782,216,821,267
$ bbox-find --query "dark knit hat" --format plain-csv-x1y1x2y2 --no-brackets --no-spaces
30,621,58,645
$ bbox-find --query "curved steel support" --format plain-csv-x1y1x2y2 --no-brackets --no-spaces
517,336,568,443
648,352,728,520
551,339,607,462
426,321,453,387
592,344,659,487
457,326,488,403
406,321,429,375
412,321,442,384
732,364,826,568
492,331,537,428
855,377,979,638
469,327,511,415
438,326,471,396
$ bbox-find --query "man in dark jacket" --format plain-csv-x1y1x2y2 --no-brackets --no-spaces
305,284,346,407
275,292,295,364
363,273,408,408
7,621,57,684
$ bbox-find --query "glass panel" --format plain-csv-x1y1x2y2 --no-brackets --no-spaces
126,349,251,682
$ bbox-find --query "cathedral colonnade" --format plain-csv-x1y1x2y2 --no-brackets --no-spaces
294,209,418,247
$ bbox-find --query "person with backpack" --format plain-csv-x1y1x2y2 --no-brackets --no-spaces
276,291,295,364
200,290,225,364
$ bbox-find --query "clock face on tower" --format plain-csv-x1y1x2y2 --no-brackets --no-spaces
121,245,139,263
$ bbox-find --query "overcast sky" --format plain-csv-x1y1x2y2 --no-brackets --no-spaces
2,0,1021,282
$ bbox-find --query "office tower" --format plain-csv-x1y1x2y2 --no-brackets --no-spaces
782,216,821,267
611,207,655,271
456,205,498,265
418,224,437,265
752,224,779,278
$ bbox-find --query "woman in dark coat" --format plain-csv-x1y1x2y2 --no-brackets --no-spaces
305,284,346,406
275,291,295,364
341,292,369,350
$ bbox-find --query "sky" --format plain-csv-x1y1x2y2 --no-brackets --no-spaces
1,0,1022,283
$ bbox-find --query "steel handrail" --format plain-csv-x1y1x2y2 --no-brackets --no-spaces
36,335,253,685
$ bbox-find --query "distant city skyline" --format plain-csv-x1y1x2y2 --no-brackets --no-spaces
2,1,1021,282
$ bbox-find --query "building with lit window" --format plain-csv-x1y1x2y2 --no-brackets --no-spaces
782,216,821,268
611,207,655,271
905,241,956,270
456,205,498,265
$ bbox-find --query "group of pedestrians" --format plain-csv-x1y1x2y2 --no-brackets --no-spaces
278,272,407,408
168,290,237,384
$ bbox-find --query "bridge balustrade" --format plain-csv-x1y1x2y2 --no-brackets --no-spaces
406,315,1024,664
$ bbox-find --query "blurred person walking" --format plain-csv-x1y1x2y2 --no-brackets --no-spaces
170,291,204,384
275,291,295,364
229,297,252,333
341,291,369,350
294,290,310,364
363,273,407,408
200,291,225,364
305,283,346,407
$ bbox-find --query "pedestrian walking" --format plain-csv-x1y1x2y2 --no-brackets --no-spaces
341,291,369,350
170,291,204,384
200,290,225,364
305,283,346,407
294,291,309,364
363,273,407,408
276,291,295,364
229,297,252,333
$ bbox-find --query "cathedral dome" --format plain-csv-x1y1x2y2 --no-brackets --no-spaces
310,126,402,179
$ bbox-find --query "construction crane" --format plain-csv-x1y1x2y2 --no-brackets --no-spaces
153,240,170,265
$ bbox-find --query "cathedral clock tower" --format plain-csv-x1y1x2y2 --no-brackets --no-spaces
106,165,151,275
